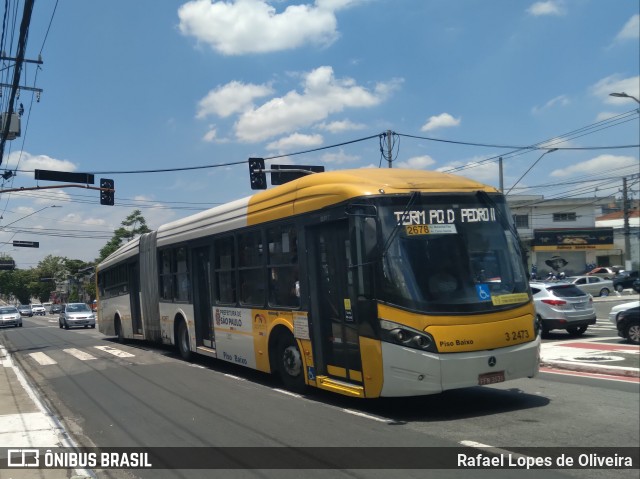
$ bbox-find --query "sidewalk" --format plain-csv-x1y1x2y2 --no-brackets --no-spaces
0,344,91,478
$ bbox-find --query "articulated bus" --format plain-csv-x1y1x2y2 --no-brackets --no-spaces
97,169,540,398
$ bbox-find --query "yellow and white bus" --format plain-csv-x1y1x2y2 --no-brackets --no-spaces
97,169,539,398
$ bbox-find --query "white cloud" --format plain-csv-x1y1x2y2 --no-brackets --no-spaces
266,133,324,151
395,155,436,169
550,154,638,177
4,151,77,172
526,1,565,16
197,81,274,118
420,113,461,132
178,0,360,55
320,149,359,164
532,95,570,114
202,127,217,142
615,14,639,41
437,157,500,186
595,111,619,122
234,66,398,142
591,75,640,105
315,119,366,133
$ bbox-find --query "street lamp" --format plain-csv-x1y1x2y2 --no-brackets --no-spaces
506,149,558,195
609,92,640,104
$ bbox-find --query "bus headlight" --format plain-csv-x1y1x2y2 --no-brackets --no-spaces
380,319,437,353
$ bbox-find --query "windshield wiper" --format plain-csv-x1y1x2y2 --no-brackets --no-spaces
381,191,420,257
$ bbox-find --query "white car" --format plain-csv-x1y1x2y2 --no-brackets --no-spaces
609,301,640,328
609,300,640,345
30,303,47,316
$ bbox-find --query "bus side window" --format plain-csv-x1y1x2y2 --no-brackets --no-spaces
267,225,299,308
215,236,236,304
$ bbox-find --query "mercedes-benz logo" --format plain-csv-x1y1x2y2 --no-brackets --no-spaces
488,356,497,367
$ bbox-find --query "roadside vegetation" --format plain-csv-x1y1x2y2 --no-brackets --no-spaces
0,210,150,305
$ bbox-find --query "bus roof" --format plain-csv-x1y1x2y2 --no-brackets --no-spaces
100,168,498,264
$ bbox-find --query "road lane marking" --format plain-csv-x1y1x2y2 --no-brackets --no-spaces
63,348,97,361
539,367,640,383
94,345,135,358
341,409,391,423
28,352,57,366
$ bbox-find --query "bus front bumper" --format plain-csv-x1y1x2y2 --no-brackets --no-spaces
379,337,540,397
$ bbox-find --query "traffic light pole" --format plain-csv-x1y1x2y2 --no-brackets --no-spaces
622,176,631,269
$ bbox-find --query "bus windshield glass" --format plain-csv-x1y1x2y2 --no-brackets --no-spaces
378,193,529,314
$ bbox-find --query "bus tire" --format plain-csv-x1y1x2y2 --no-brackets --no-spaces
276,334,305,393
177,320,192,361
115,317,126,344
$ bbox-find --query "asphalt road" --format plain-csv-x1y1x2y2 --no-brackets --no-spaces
1,312,638,479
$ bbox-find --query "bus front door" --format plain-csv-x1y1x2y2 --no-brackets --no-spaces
309,220,363,384
193,247,214,349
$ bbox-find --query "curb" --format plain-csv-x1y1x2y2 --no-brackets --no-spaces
540,359,640,378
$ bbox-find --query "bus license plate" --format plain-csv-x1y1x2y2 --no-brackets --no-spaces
478,371,505,385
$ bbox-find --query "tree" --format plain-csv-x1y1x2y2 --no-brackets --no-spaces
97,210,151,263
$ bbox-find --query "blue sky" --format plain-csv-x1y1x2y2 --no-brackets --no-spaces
0,0,638,268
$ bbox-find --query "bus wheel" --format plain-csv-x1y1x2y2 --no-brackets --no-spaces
177,320,192,361
115,317,126,343
276,334,305,393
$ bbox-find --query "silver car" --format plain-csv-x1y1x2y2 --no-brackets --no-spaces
0,306,22,327
530,281,596,336
59,303,96,330
564,275,614,297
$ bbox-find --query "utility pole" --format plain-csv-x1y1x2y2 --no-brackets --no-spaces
0,0,37,167
622,176,631,269
499,157,504,192
386,130,393,168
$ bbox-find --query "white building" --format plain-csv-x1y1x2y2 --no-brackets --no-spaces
507,195,624,277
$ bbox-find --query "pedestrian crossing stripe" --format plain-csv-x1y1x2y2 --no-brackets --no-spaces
27,346,135,365
28,352,57,366
63,348,97,361
93,345,135,358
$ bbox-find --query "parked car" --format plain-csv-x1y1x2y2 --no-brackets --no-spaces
0,306,22,327
613,270,640,293
585,266,621,280
59,303,96,329
50,304,62,314
563,275,613,297
530,281,596,336
609,300,640,345
17,305,33,317
30,303,46,316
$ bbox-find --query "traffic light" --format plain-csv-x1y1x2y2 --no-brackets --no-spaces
100,178,114,205
248,158,266,190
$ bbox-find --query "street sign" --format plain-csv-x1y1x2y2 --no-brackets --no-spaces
13,240,39,248
34,169,95,184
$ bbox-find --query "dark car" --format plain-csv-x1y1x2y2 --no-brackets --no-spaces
633,278,640,294
17,305,33,317
50,304,63,314
609,301,640,345
613,270,640,292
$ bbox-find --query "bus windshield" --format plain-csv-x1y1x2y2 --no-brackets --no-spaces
377,193,529,314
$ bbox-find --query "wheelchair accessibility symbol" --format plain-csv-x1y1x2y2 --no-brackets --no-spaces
476,284,491,301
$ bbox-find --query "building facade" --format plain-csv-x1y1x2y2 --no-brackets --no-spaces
507,195,630,278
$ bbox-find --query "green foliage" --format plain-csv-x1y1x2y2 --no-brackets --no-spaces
0,211,150,305
97,210,151,263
